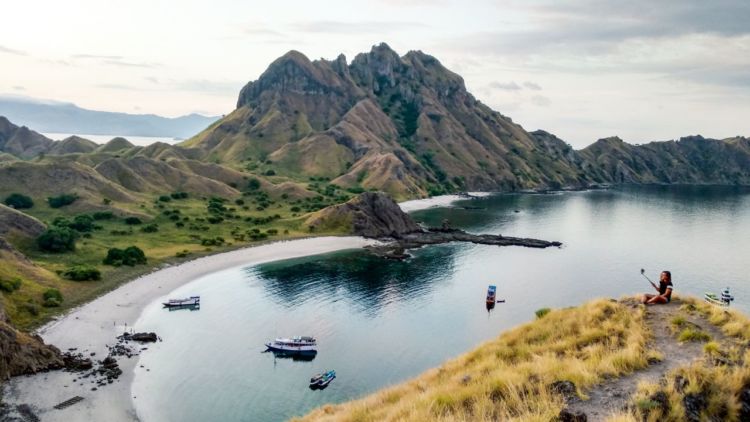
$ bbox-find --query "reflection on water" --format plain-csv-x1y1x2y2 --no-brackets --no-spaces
251,245,457,317
132,185,750,422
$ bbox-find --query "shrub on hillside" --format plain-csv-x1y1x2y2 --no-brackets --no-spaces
62,265,101,281
246,178,261,191
124,217,142,225
70,215,95,232
141,223,159,233
4,193,34,209
37,227,78,252
158,195,172,202
47,193,79,208
535,308,551,319
42,288,63,307
170,192,188,199
0,277,22,293
92,211,114,220
103,246,147,266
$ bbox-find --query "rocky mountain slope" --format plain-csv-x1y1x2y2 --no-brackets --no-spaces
2,44,748,204
185,43,749,199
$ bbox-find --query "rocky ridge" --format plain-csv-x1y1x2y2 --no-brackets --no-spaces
309,192,562,258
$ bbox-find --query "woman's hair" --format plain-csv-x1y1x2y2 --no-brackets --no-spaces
661,271,672,282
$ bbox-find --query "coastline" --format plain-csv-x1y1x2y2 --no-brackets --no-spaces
398,192,493,212
2,236,378,422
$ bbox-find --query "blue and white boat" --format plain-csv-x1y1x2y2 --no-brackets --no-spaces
265,336,318,356
310,370,336,389
486,285,497,305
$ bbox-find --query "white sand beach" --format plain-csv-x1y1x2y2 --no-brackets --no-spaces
2,236,377,422
398,192,493,212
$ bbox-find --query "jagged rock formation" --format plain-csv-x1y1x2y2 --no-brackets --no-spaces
309,192,561,258
577,135,750,185
307,191,422,237
2,45,748,205
185,43,749,199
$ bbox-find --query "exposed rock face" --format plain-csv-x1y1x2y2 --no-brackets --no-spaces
307,192,421,237
578,135,750,185
189,44,750,200
309,192,561,258
0,306,64,380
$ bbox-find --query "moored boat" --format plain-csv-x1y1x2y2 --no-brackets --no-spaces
486,285,497,304
705,288,734,307
309,370,336,389
163,296,200,308
265,336,318,355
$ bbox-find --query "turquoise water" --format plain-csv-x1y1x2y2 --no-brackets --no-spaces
132,185,750,422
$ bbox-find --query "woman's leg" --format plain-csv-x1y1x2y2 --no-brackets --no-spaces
641,294,655,304
646,295,668,305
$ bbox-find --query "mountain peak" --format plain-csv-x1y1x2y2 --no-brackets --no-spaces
275,50,312,66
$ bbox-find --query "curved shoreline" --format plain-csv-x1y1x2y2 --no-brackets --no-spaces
2,236,378,422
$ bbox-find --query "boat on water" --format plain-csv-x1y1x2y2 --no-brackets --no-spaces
309,370,336,389
163,296,200,309
265,336,318,356
486,285,497,305
705,288,734,307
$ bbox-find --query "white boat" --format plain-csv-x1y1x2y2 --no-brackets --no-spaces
265,336,317,355
163,296,200,308
705,288,734,307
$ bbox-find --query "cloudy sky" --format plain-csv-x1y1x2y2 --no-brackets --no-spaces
1,0,748,147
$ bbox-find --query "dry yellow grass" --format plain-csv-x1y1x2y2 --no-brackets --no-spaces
295,299,649,422
607,296,750,422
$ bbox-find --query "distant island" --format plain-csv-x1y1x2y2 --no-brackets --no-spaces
0,96,219,139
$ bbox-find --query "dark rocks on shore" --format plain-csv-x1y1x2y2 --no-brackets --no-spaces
120,332,158,343
368,227,562,260
310,192,562,260
62,353,93,371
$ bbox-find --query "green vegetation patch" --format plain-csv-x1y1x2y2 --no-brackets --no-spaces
37,226,79,252
62,265,101,281
47,193,79,208
103,246,147,267
4,192,34,209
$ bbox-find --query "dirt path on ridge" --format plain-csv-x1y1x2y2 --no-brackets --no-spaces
566,298,732,421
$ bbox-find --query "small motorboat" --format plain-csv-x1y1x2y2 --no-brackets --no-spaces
265,336,318,356
310,370,336,389
486,285,497,305
705,288,734,307
163,296,200,309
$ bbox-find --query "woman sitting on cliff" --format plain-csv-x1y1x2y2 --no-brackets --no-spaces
641,271,673,304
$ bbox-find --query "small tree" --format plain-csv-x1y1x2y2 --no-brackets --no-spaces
47,193,79,208
4,193,34,209
37,227,78,252
124,217,142,225
63,265,101,281
103,246,147,266
70,215,95,232
42,288,63,307
246,178,261,191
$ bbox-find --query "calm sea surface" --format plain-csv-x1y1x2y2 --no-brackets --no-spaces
131,185,750,422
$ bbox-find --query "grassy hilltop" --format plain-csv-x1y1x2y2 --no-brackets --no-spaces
296,297,750,422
